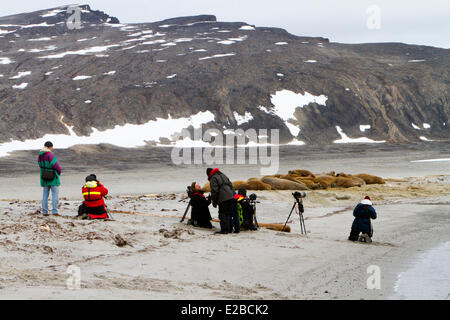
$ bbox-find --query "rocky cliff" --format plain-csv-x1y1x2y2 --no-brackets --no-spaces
0,4,448,146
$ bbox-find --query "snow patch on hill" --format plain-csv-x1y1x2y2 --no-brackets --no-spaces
270,89,328,136
334,126,385,144
0,111,215,157
233,111,253,125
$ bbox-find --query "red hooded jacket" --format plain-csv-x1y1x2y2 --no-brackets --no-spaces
82,182,108,208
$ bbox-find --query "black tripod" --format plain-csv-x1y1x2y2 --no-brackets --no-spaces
249,199,259,228
180,200,191,223
282,196,307,235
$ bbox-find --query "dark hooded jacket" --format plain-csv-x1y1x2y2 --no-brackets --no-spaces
351,203,377,234
208,168,235,206
189,191,213,228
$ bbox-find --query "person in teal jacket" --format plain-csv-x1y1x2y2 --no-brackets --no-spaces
37,141,62,216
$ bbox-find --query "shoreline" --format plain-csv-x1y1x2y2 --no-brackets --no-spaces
389,240,450,300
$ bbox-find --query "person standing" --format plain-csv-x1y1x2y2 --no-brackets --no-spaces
38,141,62,216
348,196,377,242
207,168,238,234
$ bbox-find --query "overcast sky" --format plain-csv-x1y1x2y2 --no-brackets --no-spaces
2,0,449,48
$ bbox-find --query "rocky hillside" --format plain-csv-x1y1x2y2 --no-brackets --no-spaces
0,4,448,146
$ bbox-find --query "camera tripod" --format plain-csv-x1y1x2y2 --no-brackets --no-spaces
282,197,307,235
180,200,191,223
249,199,259,228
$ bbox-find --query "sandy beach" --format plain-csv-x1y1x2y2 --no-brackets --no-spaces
0,144,449,299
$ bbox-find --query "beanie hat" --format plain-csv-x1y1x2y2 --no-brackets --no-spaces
85,174,97,182
238,188,247,197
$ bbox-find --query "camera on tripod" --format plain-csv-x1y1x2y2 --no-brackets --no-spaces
292,191,306,200
249,193,257,202
282,191,307,235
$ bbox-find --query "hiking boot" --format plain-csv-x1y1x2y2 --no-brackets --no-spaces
215,230,228,234
362,233,372,243
360,233,372,243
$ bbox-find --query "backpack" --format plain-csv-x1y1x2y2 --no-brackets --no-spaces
236,200,244,226
40,156,57,181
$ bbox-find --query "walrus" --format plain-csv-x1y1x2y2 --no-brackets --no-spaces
336,172,366,186
354,174,385,184
334,177,364,188
235,179,272,190
202,182,211,193
316,175,338,187
232,180,248,190
204,179,272,191
287,169,315,178
297,177,330,189
261,177,308,190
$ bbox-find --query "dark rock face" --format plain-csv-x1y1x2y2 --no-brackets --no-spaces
0,5,448,145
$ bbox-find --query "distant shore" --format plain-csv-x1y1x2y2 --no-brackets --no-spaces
0,142,449,200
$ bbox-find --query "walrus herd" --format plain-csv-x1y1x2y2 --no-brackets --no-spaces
203,170,385,191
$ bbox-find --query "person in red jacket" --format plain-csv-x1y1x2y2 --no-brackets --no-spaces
78,174,109,219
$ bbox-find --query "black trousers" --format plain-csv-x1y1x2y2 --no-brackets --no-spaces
231,199,240,233
218,199,235,233
78,203,106,216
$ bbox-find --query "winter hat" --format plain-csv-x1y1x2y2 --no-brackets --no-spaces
85,174,97,182
238,188,247,197
206,168,213,176
364,196,371,201
44,141,53,148
361,198,372,206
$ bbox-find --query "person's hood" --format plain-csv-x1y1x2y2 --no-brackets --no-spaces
84,181,98,188
361,199,372,206
207,168,220,180
234,194,245,201
39,147,52,154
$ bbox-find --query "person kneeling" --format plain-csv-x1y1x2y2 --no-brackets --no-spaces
235,188,258,231
188,182,213,229
78,174,109,220
348,196,377,243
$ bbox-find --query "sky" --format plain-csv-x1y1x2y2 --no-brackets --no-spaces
1,0,449,48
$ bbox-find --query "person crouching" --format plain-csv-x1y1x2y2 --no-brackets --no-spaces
78,174,109,220
348,196,377,243
188,182,213,229
235,188,258,231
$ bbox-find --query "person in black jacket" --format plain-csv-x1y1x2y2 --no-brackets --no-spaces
348,196,377,242
235,188,258,231
207,168,237,234
188,182,213,229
